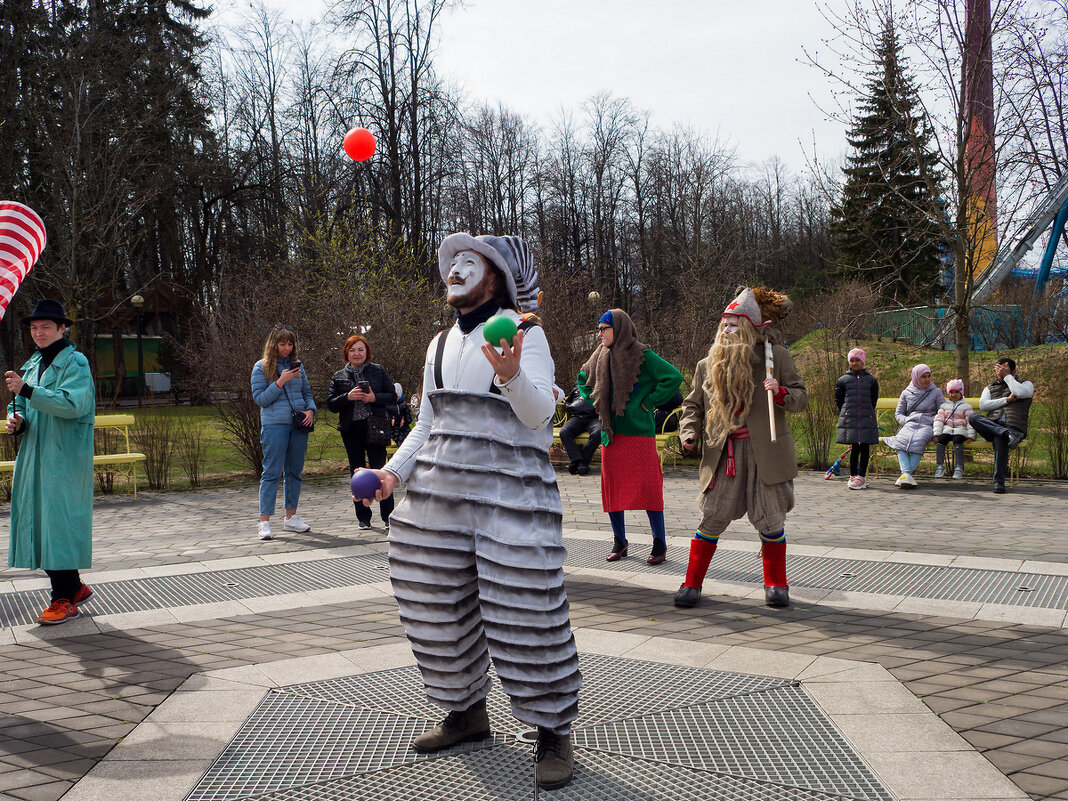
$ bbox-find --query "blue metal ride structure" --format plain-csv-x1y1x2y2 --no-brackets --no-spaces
925,172,1068,346
1014,193,1068,298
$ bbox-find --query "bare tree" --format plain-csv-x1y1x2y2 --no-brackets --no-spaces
808,0,1061,381
334,0,452,255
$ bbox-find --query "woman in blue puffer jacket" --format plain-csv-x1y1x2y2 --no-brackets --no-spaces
251,324,317,540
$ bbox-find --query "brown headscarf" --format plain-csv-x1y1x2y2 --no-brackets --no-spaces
579,308,648,439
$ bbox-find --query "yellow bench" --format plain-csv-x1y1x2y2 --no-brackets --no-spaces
0,413,147,498
871,397,1029,486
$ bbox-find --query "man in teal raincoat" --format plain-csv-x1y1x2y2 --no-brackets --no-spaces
5,299,95,625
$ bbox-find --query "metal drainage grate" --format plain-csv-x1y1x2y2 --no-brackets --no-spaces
280,654,791,729
574,686,892,799
0,553,392,627
2,538,1066,627
186,653,894,801
256,746,853,801
565,537,1068,610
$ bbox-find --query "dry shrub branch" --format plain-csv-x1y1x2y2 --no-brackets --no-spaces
181,218,445,476
133,408,177,490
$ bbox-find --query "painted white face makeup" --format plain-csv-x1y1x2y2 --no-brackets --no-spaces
722,315,740,334
446,250,487,299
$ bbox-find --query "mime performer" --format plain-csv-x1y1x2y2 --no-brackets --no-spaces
363,233,580,790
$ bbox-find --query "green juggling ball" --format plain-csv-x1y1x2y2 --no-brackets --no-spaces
483,314,518,346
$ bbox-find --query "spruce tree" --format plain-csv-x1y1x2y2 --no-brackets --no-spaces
830,19,947,303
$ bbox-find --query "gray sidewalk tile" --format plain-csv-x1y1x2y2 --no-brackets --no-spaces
0,469,1065,799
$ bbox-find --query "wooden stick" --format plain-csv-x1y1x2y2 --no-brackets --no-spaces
765,340,777,443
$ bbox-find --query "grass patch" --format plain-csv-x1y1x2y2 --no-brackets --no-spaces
97,334,1068,494
98,405,353,493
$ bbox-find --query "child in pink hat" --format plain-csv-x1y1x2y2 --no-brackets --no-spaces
833,348,879,489
932,379,975,478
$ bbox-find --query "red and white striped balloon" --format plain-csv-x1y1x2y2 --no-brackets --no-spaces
0,201,47,323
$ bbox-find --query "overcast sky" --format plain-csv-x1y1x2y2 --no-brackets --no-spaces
248,0,851,175
432,0,849,173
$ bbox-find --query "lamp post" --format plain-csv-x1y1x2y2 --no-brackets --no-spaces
130,294,144,408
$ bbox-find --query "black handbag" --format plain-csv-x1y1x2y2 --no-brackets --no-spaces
285,387,315,432
292,411,315,432
366,413,390,445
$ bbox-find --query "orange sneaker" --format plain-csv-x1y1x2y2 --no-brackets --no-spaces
72,584,93,605
38,599,79,625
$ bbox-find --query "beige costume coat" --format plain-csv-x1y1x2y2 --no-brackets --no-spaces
680,342,807,493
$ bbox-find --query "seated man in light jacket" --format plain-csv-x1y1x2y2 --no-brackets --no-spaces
967,357,1034,494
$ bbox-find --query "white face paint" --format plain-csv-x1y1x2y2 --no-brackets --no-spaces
722,314,740,334
446,250,487,299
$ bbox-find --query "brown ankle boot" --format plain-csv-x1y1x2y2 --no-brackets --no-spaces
535,727,574,788
411,699,491,752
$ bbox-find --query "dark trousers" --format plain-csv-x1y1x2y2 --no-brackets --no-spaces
848,443,870,477
45,570,82,603
341,420,394,524
559,416,601,466
936,434,966,468
968,413,1019,486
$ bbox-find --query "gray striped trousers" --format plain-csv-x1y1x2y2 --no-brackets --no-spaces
387,391,581,733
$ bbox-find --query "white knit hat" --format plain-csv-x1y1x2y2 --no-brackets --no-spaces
722,287,771,327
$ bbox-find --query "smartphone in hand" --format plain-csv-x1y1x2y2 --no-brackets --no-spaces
357,380,371,392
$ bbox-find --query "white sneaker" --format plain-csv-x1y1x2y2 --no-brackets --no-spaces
895,473,907,487
952,466,963,479
258,521,273,540
852,477,869,490
284,514,311,533
902,473,918,488
934,465,945,478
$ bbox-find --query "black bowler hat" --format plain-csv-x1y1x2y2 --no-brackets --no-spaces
21,299,74,326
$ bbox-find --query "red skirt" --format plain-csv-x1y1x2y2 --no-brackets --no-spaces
601,434,664,513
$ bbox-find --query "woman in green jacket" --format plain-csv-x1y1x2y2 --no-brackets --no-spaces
578,309,683,564
4,300,96,625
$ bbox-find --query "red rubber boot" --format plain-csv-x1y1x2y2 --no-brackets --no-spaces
675,537,717,608
761,540,789,608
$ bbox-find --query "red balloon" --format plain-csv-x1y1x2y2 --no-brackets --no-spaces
343,127,376,161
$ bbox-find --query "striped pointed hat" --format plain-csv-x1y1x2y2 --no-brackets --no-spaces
438,233,541,313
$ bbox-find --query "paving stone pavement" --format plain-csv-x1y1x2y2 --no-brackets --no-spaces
0,467,1066,800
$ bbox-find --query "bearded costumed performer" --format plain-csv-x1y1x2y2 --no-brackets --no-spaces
2,203,96,625
359,233,580,790
674,287,807,609
578,310,683,564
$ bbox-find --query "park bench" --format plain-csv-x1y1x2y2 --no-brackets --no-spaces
551,407,684,469
0,413,147,499
870,397,1029,486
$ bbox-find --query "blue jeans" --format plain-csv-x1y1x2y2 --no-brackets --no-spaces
896,450,923,475
259,424,309,515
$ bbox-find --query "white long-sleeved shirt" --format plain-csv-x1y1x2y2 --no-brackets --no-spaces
385,312,557,483
979,374,1034,418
